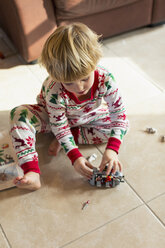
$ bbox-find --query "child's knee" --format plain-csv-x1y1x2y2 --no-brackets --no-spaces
10,105,29,124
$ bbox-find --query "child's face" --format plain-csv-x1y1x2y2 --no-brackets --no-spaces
61,71,94,97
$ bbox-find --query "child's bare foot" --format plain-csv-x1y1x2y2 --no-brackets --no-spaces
48,138,61,156
13,172,41,191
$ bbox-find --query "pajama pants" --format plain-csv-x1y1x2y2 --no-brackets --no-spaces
10,104,112,174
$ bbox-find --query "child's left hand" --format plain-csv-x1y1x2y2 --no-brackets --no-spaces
99,149,122,175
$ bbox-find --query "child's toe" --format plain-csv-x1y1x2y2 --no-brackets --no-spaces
13,176,23,184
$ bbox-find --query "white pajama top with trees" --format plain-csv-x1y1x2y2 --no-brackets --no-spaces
37,65,129,164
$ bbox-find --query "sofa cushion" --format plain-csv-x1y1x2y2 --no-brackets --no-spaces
53,0,140,22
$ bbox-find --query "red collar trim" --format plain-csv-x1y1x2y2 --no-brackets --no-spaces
61,70,99,104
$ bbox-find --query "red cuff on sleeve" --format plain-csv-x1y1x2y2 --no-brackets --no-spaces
21,161,40,174
106,137,121,154
67,148,83,165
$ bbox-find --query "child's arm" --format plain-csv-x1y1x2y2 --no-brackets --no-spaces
100,72,129,173
104,73,129,152
45,82,94,178
45,81,88,171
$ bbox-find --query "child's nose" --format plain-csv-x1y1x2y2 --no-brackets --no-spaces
76,82,84,91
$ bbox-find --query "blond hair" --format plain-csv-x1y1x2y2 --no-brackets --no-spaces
39,23,102,82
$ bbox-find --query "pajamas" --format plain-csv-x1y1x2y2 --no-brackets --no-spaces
10,65,129,174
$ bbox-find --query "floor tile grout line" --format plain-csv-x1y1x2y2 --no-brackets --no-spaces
60,171,165,248
1,27,165,93
102,26,165,47
122,58,165,93
56,143,146,247
94,144,104,155
95,145,165,228
103,44,165,93
59,203,144,248
0,224,12,248
63,147,148,248
1,29,164,247
124,179,165,228
146,191,165,204
25,65,43,84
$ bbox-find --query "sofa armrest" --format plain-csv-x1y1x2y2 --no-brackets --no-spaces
0,0,57,62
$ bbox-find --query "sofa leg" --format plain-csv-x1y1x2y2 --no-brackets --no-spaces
148,21,165,28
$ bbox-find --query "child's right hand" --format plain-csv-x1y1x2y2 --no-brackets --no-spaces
73,157,94,179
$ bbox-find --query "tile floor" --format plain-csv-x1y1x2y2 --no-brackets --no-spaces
0,24,165,248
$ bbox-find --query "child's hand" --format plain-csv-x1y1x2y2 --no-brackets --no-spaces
99,149,122,175
73,157,94,179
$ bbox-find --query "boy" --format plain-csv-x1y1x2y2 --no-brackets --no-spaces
10,23,129,190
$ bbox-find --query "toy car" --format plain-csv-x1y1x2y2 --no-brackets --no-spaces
89,166,124,188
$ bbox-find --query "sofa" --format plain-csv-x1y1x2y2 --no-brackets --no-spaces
0,0,164,63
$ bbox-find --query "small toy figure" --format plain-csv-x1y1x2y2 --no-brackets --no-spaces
146,127,157,134
87,153,97,163
161,135,165,142
89,166,124,188
82,200,90,210
96,175,102,187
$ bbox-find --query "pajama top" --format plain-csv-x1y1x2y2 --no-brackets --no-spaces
37,65,129,164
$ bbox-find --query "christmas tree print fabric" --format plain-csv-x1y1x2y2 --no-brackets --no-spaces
10,65,129,171
41,65,129,161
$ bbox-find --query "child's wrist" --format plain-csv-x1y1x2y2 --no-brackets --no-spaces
106,137,121,154
67,148,83,165
106,148,118,154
